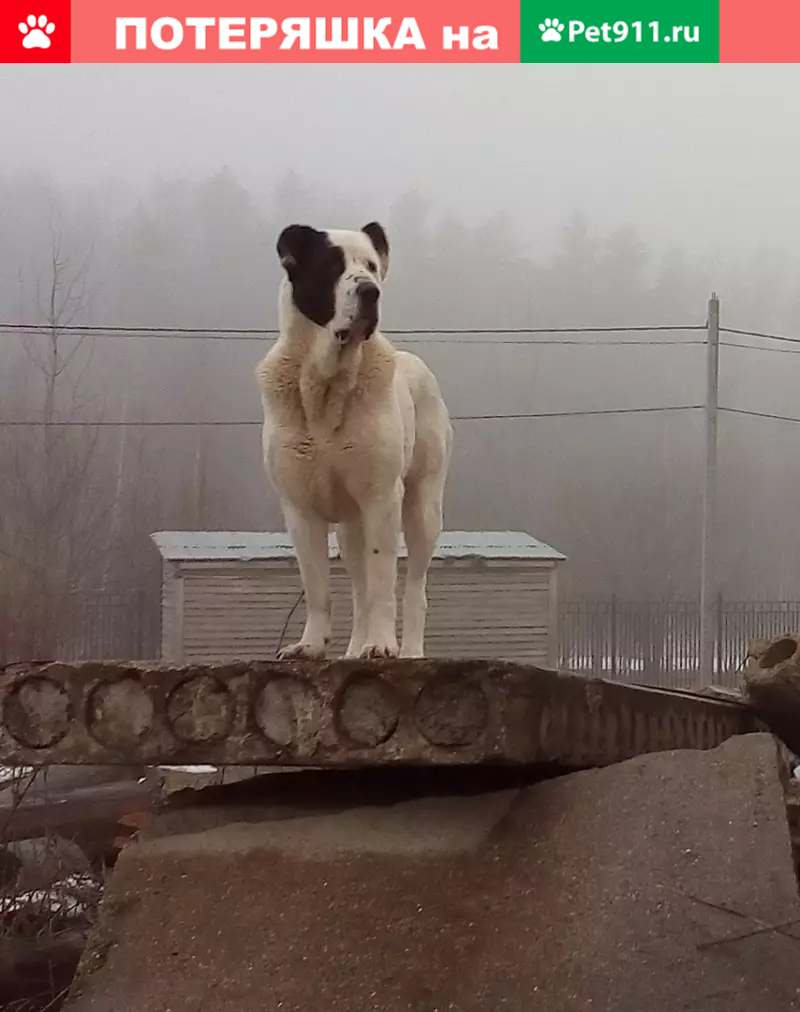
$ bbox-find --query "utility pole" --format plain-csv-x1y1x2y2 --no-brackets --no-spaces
699,293,720,686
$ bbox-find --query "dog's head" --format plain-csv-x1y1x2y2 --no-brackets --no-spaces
276,222,389,343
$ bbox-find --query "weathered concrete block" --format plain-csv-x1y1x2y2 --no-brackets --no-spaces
0,659,755,768
66,733,800,1012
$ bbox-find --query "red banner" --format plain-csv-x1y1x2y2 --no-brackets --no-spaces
0,0,516,63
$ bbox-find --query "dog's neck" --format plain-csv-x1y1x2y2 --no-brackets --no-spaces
277,285,370,429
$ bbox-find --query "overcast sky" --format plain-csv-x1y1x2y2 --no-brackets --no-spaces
1,64,799,258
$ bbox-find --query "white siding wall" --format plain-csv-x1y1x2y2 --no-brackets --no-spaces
425,563,554,663
160,560,181,660
165,558,558,666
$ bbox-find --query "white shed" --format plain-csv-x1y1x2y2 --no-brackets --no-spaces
151,530,566,666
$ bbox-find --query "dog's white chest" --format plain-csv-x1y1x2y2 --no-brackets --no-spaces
266,431,361,523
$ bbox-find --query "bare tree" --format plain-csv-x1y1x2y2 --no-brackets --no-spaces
0,206,110,659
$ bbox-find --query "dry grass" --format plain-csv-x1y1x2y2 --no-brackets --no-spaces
1,767,105,1012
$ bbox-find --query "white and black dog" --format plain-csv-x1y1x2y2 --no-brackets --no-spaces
256,222,452,659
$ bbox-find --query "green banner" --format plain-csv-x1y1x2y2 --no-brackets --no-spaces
521,1,720,62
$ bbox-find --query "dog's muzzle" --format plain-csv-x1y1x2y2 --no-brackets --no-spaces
336,281,380,343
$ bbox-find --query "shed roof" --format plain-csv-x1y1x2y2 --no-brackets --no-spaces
151,530,566,563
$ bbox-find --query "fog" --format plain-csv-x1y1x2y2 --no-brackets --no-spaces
3,65,800,255
2,63,800,660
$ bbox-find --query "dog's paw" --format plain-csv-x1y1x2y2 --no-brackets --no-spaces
359,642,399,660
277,642,326,661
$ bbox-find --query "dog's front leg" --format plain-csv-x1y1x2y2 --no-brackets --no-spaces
278,505,331,660
359,485,402,659
337,521,368,658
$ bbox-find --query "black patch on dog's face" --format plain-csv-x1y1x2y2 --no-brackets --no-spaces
277,224,346,327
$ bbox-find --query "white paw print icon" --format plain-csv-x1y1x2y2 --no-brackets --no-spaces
19,14,56,49
539,18,565,41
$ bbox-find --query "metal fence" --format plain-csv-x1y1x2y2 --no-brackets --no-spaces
66,589,161,661
0,589,162,666
8,591,800,688
560,598,800,688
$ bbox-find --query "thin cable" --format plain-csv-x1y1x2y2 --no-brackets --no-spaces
720,406,800,425
1,330,703,347
275,592,304,658
0,405,705,427
721,326,800,347
451,406,703,421
406,338,702,346
397,338,701,346
0,322,704,337
722,339,800,357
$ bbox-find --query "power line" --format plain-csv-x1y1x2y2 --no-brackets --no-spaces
0,322,704,339
5,320,800,348
0,330,704,348
400,338,701,346
720,326,800,347
439,406,703,421
721,340,800,357
13,404,793,429
720,406,800,425
0,334,704,348
0,405,704,427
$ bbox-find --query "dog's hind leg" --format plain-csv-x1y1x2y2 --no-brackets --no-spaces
337,521,368,658
400,473,444,659
278,505,331,660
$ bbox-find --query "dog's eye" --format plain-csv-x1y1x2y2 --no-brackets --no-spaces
367,260,378,273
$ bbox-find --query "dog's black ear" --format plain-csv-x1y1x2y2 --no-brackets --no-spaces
277,224,323,272
362,222,390,278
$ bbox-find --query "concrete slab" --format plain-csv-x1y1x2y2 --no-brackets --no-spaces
0,659,755,768
66,733,800,1012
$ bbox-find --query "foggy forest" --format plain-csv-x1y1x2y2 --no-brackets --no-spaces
2,66,800,661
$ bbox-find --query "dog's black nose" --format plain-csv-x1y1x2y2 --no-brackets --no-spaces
357,281,380,307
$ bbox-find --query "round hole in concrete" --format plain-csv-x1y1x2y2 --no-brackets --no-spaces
165,675,234,744
87,676,155,749
334,673,401,748
2,676,73,749
759,636,799,669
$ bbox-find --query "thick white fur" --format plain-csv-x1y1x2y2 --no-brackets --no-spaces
256,228,452,659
